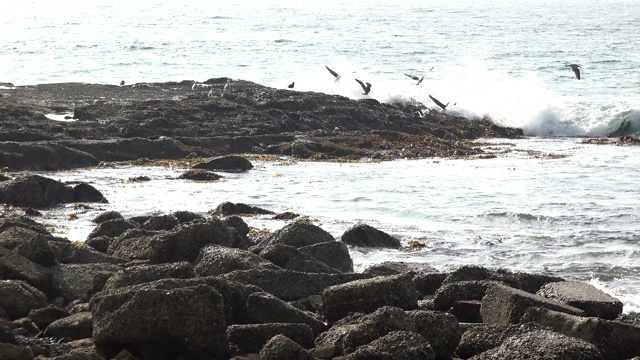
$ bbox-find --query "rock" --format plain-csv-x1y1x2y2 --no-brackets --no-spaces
448,300,482,323
413,272,447,297
536,281,623,320
170,210,205,223
470,329,603,360
454,322,546,359
86,218,138,240
177,169,223,181
0,321,18,345
363,261,433,276
0,280,47,320
48,241,125,264
617,312,640,327
0,142,100,171
406,310,461,359
259,334,315,360
443,265,564,294
522,307,640,360
273,211,299,220
44,312,92,341
0,226,56,267
261,222,335,249
340,223,401,249
315,306,414,355
72,183,108,203
28,305,70,330
222,215,250,238
227,323,314,355
0,175,70,208
52,347,105,360
298,240,353,273
259,244,342,274
84,236,111,253
50,263,121,302
193,155,253,172
0,246,58,297
102,261,195,290
91,211,124,224
61,137,189,163
212,201,275,216
0,342,34,360
433,280,501,311
357,330,435,360
193,245,280,276
322,273,418,324
91,282,228,357
140,214,179,231
480,283,586,325
221,268,371,301
108,218,235,263
246,291,326,336
0,215,52,236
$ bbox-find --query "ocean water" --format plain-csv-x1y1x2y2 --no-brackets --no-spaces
1,1,639,311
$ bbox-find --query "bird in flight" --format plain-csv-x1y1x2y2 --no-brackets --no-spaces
566,63,582,80
355,79,372,95
429,94,455,111
325,66,355,83
404,66,434,86
288,82,295,89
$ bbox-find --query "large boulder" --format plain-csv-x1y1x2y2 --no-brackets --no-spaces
193,155,253,172
259,334,315,360
406,310,462,360
298,240,353,273
322,273,418,324
44,311,93,340
28,305,70,330
479,283,585,325
433,280,502,311
0,246,58,297
470,330,603,360
91,281,228,357
340,223,401,249
0,142,100,171
522,307,640,360
536,281,623,320
259,243,342,274
442,265,564,294
212,201,274,216
86,218,138,240
102,261,195,290
50,263,122,302
0,226,56,267
357,331,435,360
194,245,280,276
246,291,326,336
455,322,547,359
0,280,47,320
227,323,314,355
261,222,336,249
0,175,106,208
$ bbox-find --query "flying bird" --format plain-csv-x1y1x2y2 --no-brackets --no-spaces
429,94,455,111
566,63,582,80
325,66,343,83
355,79,372,95
288,82,295,89
404,66,434,86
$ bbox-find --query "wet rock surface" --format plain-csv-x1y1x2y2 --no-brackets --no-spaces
0,80,523,170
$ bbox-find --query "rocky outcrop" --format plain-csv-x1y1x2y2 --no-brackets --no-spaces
193,155,253,172
341,223,401,249
536,281,623,320
0,175,107,208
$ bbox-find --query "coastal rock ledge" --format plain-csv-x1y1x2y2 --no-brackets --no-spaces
0,212,637,359
0,80,523,170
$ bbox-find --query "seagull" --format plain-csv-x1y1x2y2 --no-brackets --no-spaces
355,79,372,95
120,80,125,86
288,82,295,89
429,94,455,111
207,89,214,98
192,82,198,90
326,66,343,83
566,63,582,80
404,66,434,86
223,79,232,92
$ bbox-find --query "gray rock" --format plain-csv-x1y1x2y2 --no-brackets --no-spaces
221,268,371,301
315,306,414,355
522,307,640,360
536,281,623,320
177,169,223,181
44,311,92,340
91,211,124,224
262,222,335,249
103,261,195,290
193,155,253,172
454,322,547,359
259,243,342,274
140,214,179,231
0,175,106,208
0,321,18,345
358,330,435,360
246,291,326,336
0,142,100,171
0,215,52,236
222,215,250,239
259,334,315,360
322,273,418,324
406,310,461,360
0,342,34,360
50,263,121,302
72,183,108,204
299,240,353,273
194,245,280,277
413,272,447,297
171,210,205,223
340,223,401,249
0,280,47,320
91,282,228,357
443,265,564,294
470,329,603,360
86,218,137,240
84,236,111,253
480,283,585,325
28,305,70,330
0,226,56,267
227,323,314,355
212,201,274,216
0,246,58,297
433,280,502,311
48,241,126,264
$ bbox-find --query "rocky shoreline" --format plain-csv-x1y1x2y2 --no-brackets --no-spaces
1,81,640,359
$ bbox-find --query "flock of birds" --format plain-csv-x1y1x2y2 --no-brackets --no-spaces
116,63,583,115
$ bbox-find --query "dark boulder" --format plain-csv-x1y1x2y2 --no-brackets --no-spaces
357,331,436,360
50,263,122,302
406,310,462,360
298,240,353,273
536,281,623,320
91,211,124,224
102,261,195,290
0,226,57,267
28,305,70,330
0,280,47,320
72,183,108,203
177,169,223,181
261,221,335,250
227,323,314,355
193,155,253,172
0,246,58,297
0,175,70,208
259,334,315,360
193,245,280,276
443,265,564,294
212,201,275,216
44,311,93,341
0,142,100,171
341,223,401,249
86,218,138,240
140,214,179,231
246,291,326,336
259,243,342,274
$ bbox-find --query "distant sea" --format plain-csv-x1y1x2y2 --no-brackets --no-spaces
1,0,639,312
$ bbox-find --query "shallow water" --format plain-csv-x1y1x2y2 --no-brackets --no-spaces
16,138,639,313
